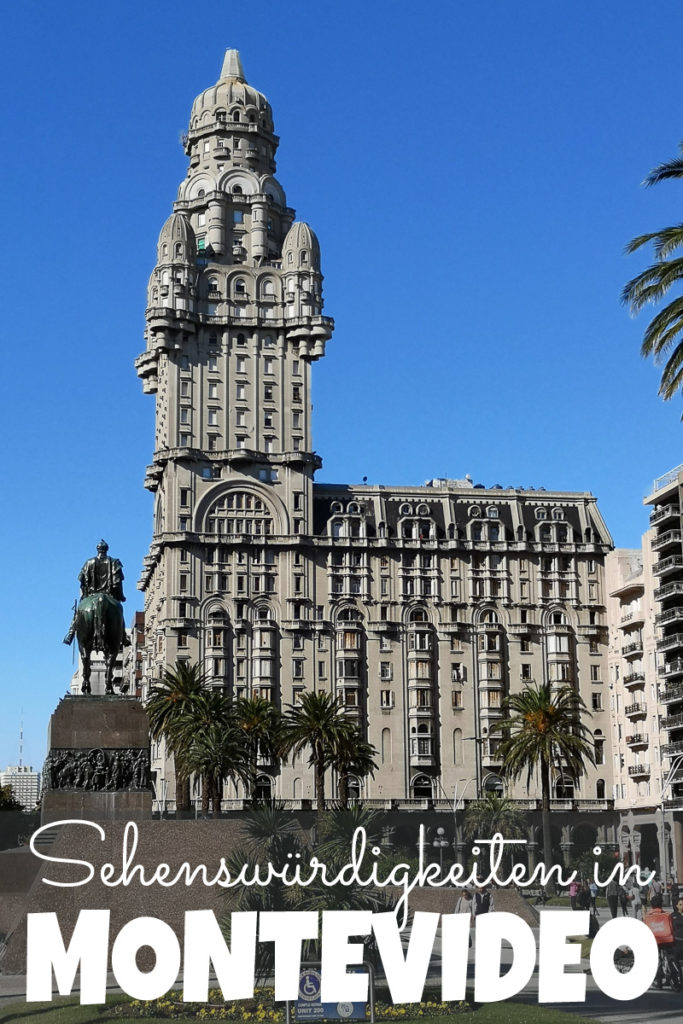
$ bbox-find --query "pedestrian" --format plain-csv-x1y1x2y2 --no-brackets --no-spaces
474,886,491,916
578,880,591,910
455,889,474,921
589,879,599,914
606,876,619,919
569,878,579,911
619,884,630,916
628,882,642,920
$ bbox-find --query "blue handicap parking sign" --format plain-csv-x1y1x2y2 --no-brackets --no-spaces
295,968,366,1020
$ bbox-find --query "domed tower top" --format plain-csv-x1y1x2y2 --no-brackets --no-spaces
157,212,195,263
282,222,321,271
187,48,275,136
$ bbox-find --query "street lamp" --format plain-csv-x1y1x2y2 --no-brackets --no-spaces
432,826,449,869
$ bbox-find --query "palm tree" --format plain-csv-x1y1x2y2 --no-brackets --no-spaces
623,145,683,405
235,696,283,800
463,792,526,843
492,683,594,888
281,691,356,810
329,729,378,807
184,713,250,816
146,661,208,813
462,792,526,874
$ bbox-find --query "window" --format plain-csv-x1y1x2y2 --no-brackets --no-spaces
380,662,392,681
178,632,188,648
233,211,244,224
521,663,532,680
451,690,462,709
592,692,603,711
179,573,188,591
264,385,274,402
292,659,304,679
292,385,301,403
208,409,218,426
236,384,246,401
590,665,601,682
264,357,274,374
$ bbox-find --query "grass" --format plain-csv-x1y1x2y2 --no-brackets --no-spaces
0,999,599,1024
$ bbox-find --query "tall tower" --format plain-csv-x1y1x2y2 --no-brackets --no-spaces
136,51,333,721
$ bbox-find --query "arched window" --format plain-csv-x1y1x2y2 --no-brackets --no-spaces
596,779,605,799
409,607,428,623
552,508,564,521
232,184,243,194
162,244,168,257
535,508,547,521
487,506,499,519
347,502,360,514
255,775,272,802
411,774,432,799
381,728,392,765
263,279,275,296
480,610,499,624
232,110,240,122
453,728,463,766
235,279,246,294
197,189,205,198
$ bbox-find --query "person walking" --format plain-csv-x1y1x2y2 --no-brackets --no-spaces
619,884,630,916
606,876,619,919
589,879,599,915
628,882,642,920
569,878,579,911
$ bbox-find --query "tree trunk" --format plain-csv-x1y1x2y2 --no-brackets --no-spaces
338,772,349,808
175,764,191,815
201,773,210,815
541,755,554,894
211,775,221,817
315,744,325,811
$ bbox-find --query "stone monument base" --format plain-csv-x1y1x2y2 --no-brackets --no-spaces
41,695,152,825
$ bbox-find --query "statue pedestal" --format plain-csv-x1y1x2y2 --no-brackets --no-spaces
41,696,152,825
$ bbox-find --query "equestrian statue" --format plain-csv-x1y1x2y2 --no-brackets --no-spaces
64,540,130,694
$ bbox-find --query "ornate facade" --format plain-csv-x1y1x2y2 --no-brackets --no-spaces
136,51,614,817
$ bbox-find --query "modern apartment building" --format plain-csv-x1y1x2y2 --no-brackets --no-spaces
136,50,614,835
0,765,40,810
642,464,683,875
606,540,664,870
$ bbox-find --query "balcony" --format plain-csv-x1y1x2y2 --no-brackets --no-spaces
625,702,647,718
623,672,645,690
656,607,683,627
662,740,683,757
625,733,648,748
650,504,680,526
620,610,645,628
652,529,683,551
660,682,683,704
657,632,683,652
622,640,643,657
655,581,683,601
663,712,683,730
653,555,683,577
628,764,650,777
663,659,683,678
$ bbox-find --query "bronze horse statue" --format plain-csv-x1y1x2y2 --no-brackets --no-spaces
72,592,129,694
64,540,130,695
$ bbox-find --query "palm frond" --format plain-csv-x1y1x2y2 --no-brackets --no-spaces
645,155,683,186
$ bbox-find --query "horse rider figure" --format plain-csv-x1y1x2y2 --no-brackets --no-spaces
64,540,130,694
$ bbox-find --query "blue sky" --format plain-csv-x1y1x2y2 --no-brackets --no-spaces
2,0,683,769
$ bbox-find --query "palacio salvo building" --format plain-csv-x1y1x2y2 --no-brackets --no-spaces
136,50,616,853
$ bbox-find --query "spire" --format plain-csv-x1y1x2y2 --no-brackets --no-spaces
221,48,246,82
